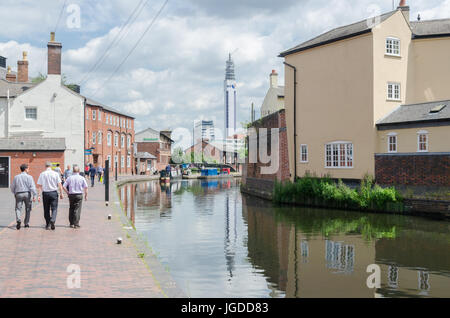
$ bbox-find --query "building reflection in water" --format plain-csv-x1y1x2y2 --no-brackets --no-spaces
243,194,450,298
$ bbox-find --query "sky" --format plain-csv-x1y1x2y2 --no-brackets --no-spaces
0,0,449,149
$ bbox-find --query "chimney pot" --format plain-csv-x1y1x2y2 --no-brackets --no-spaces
17,51,29,83
47,32,62,75
399,0,406,6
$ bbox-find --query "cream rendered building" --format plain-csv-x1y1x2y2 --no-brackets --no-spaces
280,2,450,183
260,70,285,118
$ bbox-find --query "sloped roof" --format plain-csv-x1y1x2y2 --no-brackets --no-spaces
85,97,135,119
411,18,450,37
0,79,35,97
280,11,397,57
136,151,157,159
377,100,450,126
0,138,66,151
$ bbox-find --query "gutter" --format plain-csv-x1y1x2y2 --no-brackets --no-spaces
283,62,298,181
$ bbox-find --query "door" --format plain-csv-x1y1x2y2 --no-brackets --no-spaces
0,157,10,188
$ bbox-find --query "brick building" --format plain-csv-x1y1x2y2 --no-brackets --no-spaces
135,128,173,172
242,109,290,198
84,99,135,175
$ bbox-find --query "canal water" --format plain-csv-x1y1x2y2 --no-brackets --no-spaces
119,179,450,298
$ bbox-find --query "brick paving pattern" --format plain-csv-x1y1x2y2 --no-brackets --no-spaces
0,181,166,298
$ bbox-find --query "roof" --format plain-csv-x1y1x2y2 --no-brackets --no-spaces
280,11,397,57
135,152,157,159
411,18,450,38
85,97,135,119
0,138,66,151
377,100,450,127
280,11,450,57
0,79,35,97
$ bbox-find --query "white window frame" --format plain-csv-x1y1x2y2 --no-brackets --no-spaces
325,142,354,169
300,144,308,163
98,111,101,121
98,131,102,145
92,131,96,144
127,136,131,148
121,135,125,148
114,155,118,167
92,110,96,121
386,37,401,57
25,107,37,120
387,82,401,101
110,116,113,125
417,130,429,153
121,155,125,168
387,132,398,153
107,155,111,166
107,132,112,146
114,133,119,147
86,109,89,120
127,155,131,168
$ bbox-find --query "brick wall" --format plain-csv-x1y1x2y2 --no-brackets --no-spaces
242,110,290,194
375,153,450,186
85,105,135,175
137,141,171,171
0,151,65,186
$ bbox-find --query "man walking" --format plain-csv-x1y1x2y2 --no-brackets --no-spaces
63,165,88,229
64,165,73,182
10,164,37,230
37,162,64,230
89,164,97,187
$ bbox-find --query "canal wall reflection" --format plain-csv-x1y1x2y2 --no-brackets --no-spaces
118,180,450,298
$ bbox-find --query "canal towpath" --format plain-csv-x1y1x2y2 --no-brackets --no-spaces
0,176,183,298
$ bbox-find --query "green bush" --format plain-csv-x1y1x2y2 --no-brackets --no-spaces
273,173,403,213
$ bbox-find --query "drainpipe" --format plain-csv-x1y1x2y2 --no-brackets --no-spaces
283,62,298,181
83,97,87,169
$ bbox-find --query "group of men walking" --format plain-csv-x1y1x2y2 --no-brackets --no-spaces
11,162,89,231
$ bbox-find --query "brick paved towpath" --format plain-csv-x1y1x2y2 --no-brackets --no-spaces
0,177,183,298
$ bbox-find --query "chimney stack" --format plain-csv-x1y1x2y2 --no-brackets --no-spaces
270,69,278,88
397,0,410,22
17,51,29,83
6,66,16,82
47,32,62,75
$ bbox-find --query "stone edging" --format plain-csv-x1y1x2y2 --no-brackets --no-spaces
111,178,186,298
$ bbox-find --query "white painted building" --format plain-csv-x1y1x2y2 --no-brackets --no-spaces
0,33,85,168
260,70,285,118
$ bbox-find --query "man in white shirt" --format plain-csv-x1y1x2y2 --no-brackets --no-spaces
37,162,64,230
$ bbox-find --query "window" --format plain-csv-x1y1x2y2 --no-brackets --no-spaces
117,117,119,127
98,131,102,145
388,133,397,153
98,111,101,121
418,131,428,152
121,135,125,148
110,116,113,125
121,155,125,168
300,144,308,163
114,155,118,167
386,37,400,56
107,155,111,166
387,82,401,101
127,155,131,168
113,117,116,126
86,109,89,120
25,107,37,120
127,136,131,148
114,133,119,147
92,131,96,144
92,110,96,121
107,132,112,146
325,143,353,168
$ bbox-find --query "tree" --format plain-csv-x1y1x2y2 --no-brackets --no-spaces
171,146,185,164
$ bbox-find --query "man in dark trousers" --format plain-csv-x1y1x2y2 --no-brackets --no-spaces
37,162,64,230
89,164,97,187
63,165,88,229
10,164,37,230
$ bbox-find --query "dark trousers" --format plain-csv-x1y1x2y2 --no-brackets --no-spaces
43,191,58,225
68,194,83,226
90,175,95,187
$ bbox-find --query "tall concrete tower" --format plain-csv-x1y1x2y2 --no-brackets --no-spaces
224,54,237,139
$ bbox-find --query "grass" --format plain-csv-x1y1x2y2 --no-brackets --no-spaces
273,173,404,213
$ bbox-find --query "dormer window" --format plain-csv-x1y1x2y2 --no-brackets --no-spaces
386,37,400,56
429,104,446,114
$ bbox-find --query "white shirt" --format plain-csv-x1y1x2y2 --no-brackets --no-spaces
37,168,62,192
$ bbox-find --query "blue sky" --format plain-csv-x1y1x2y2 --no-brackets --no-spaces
0,0,449,149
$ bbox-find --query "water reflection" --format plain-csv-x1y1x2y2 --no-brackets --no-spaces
119,180,450,298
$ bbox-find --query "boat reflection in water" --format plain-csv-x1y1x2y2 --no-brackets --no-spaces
119,179,450,298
